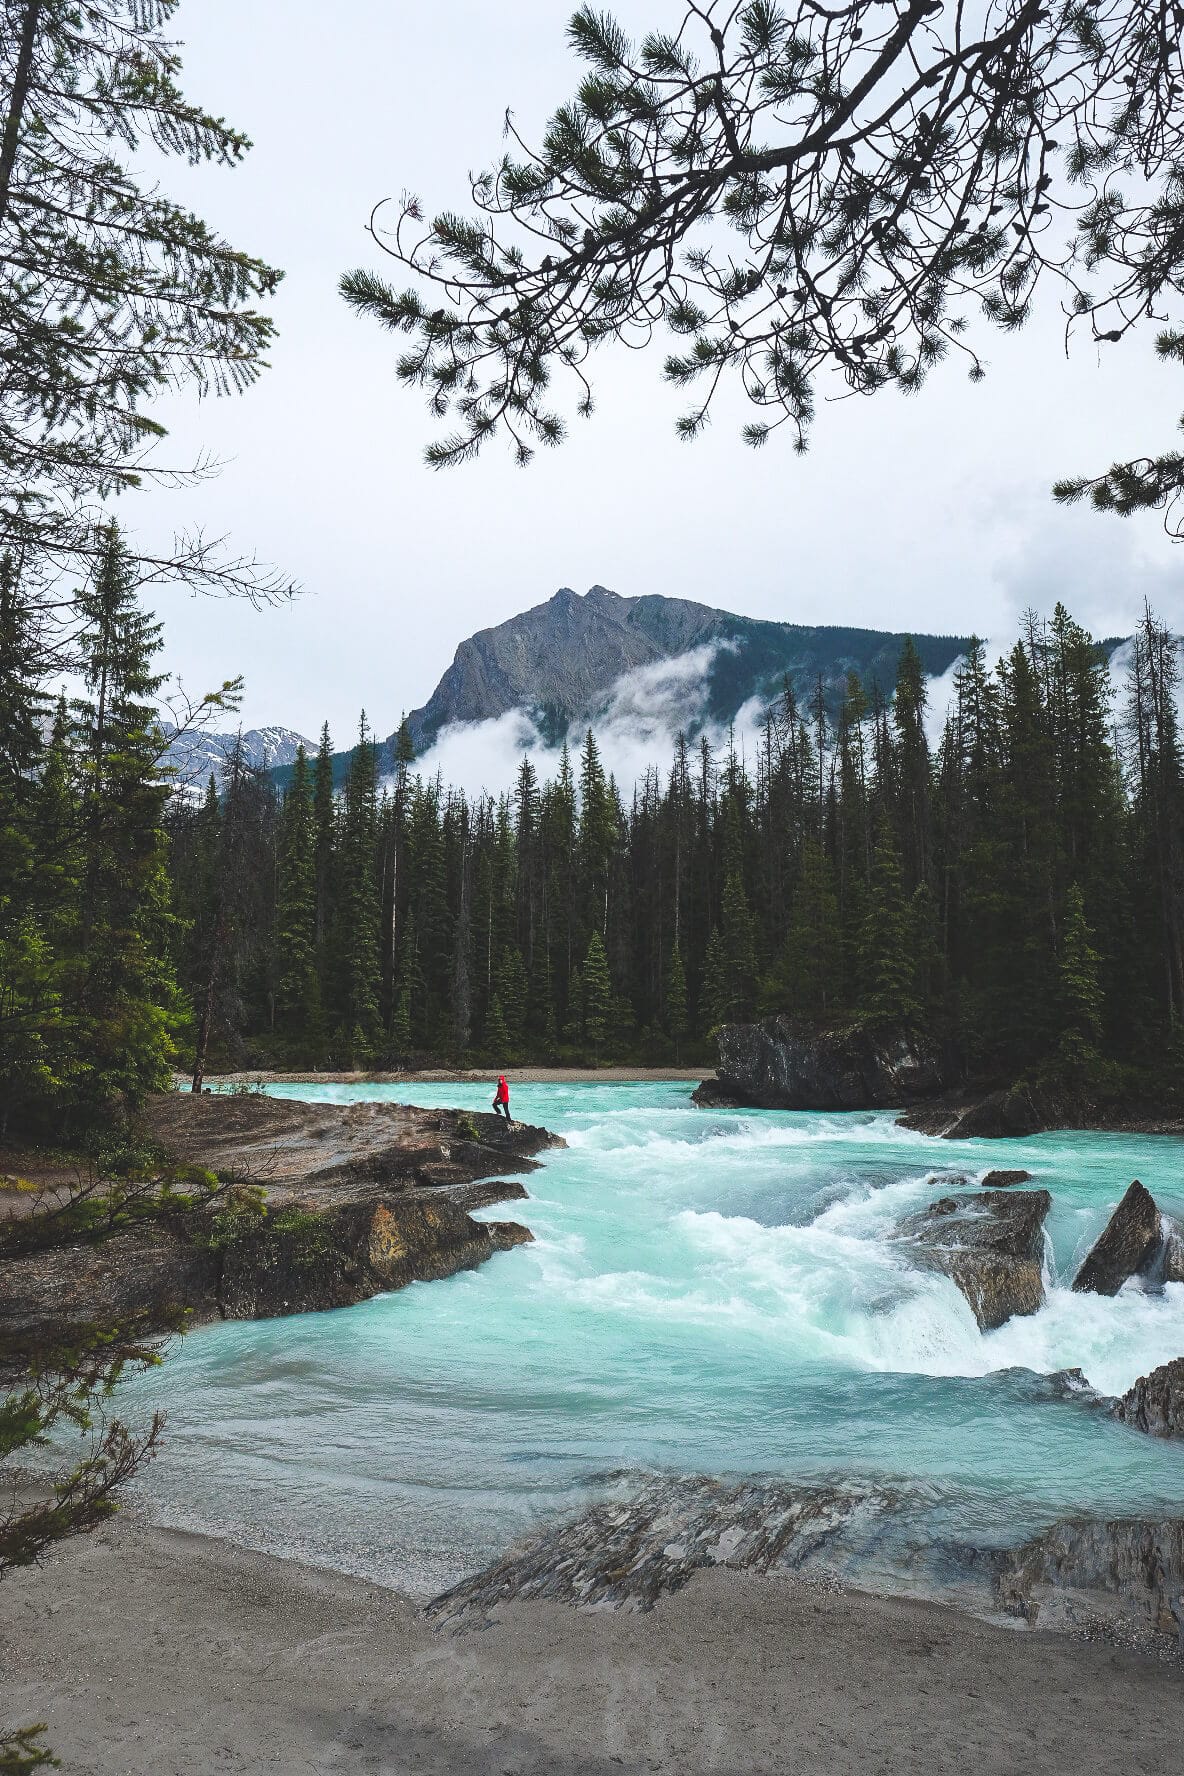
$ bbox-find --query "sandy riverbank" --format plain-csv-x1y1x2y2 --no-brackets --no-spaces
1,1507,1181,1775
197,1066,714,1085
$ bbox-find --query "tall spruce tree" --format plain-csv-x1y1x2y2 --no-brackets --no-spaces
860,820,921,1029
275,744,319,1040
70,523,181,1116
0,552,54,1129
665,939,688,1061
582,929,610,1059
335,714,381,1054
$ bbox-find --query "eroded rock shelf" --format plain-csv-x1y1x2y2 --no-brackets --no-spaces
0,1094,562,1353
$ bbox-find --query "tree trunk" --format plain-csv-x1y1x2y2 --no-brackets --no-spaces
0,0,43,231
192,908,227,1092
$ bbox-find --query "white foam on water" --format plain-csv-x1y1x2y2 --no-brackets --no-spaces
133,1081,1184,1590
659,1194,1184,1393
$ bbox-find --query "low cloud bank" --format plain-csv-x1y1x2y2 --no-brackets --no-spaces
407,642,768,797
404,635,1161,800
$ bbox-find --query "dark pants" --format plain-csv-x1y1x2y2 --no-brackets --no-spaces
492,1098,512,1123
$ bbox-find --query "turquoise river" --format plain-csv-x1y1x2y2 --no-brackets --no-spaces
127,1082,1184,1597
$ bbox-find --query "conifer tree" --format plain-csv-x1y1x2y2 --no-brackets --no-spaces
0,0,285,594
0,553,54,1128
276,744,319,1037
701,927,729,1032
187,738,275,1088
312,723,335,960
564,962,584,1047
769,838,840,1020
719,864,757,1023
70,523,181,1115
892,640,931,893
1125,604,1184,1029
665,939,688,1060
390,982,412,1055
336,714,381,1054
484,991,510,1057
496,944,529,1051
860,820,920,1028
1057,883,1104,1080
578,728,615,937
582,929,610,1058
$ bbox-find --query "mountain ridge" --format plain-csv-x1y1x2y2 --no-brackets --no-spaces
161,722,313,791
402,584,972,754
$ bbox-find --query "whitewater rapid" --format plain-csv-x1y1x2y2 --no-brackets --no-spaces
126,1083,1184,1594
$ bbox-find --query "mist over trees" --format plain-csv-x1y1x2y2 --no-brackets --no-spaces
166,606,1183,1107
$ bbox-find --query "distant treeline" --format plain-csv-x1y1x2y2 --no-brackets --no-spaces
3,535,1179,1131
166,602,1183,1098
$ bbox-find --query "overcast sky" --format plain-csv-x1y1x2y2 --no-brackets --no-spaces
134,0,1183,746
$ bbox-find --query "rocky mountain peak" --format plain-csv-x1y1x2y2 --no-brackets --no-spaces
399,585,970,756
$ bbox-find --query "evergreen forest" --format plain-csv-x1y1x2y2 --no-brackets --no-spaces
5,522,1182,1137
156,602,1184,1108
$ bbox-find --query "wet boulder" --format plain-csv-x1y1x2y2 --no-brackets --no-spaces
897,1188,1052,1331
981,1169,1032,1188
690,1078,751,1110
992,1515,1184,1639
1112,1358,1184,1439
1163,1224,1184,1285
702,1015,944,1111
1071,1180,1162,1296
941,1087,1044,1140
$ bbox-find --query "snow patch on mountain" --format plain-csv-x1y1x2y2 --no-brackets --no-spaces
161,722,313,791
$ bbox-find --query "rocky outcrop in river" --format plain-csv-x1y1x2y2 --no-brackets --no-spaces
429,1476,898,1620
897,1086,1044,1139
1113,1359,1184,1439
141,1091,560,1200
1071,1180,1180,1296
990,1515,1184,1643
430,1472,1184,1652
695,1016,944,1111
0,1096,560,1355
895,1187,1052,1329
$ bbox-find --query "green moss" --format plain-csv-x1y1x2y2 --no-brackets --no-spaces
200,1198,331,1271
267,1207,333,1270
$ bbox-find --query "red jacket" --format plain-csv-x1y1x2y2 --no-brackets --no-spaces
495,1076,509,1103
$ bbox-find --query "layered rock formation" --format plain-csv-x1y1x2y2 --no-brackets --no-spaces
895,1187,1052,1329
0,1096,560,1354
991,1516,1184,1641
1072,1180,1171,1296
429,1475,897,1620
1113,1359,1184,1439
696,1016,944,1112
140,1091,558,1201
430,1471,1184,1650
897,1086,1045,1139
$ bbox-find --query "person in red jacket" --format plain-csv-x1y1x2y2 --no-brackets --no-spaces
492,1074,513,1125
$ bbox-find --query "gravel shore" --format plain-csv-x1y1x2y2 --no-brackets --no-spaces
2,1507,1181,1775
